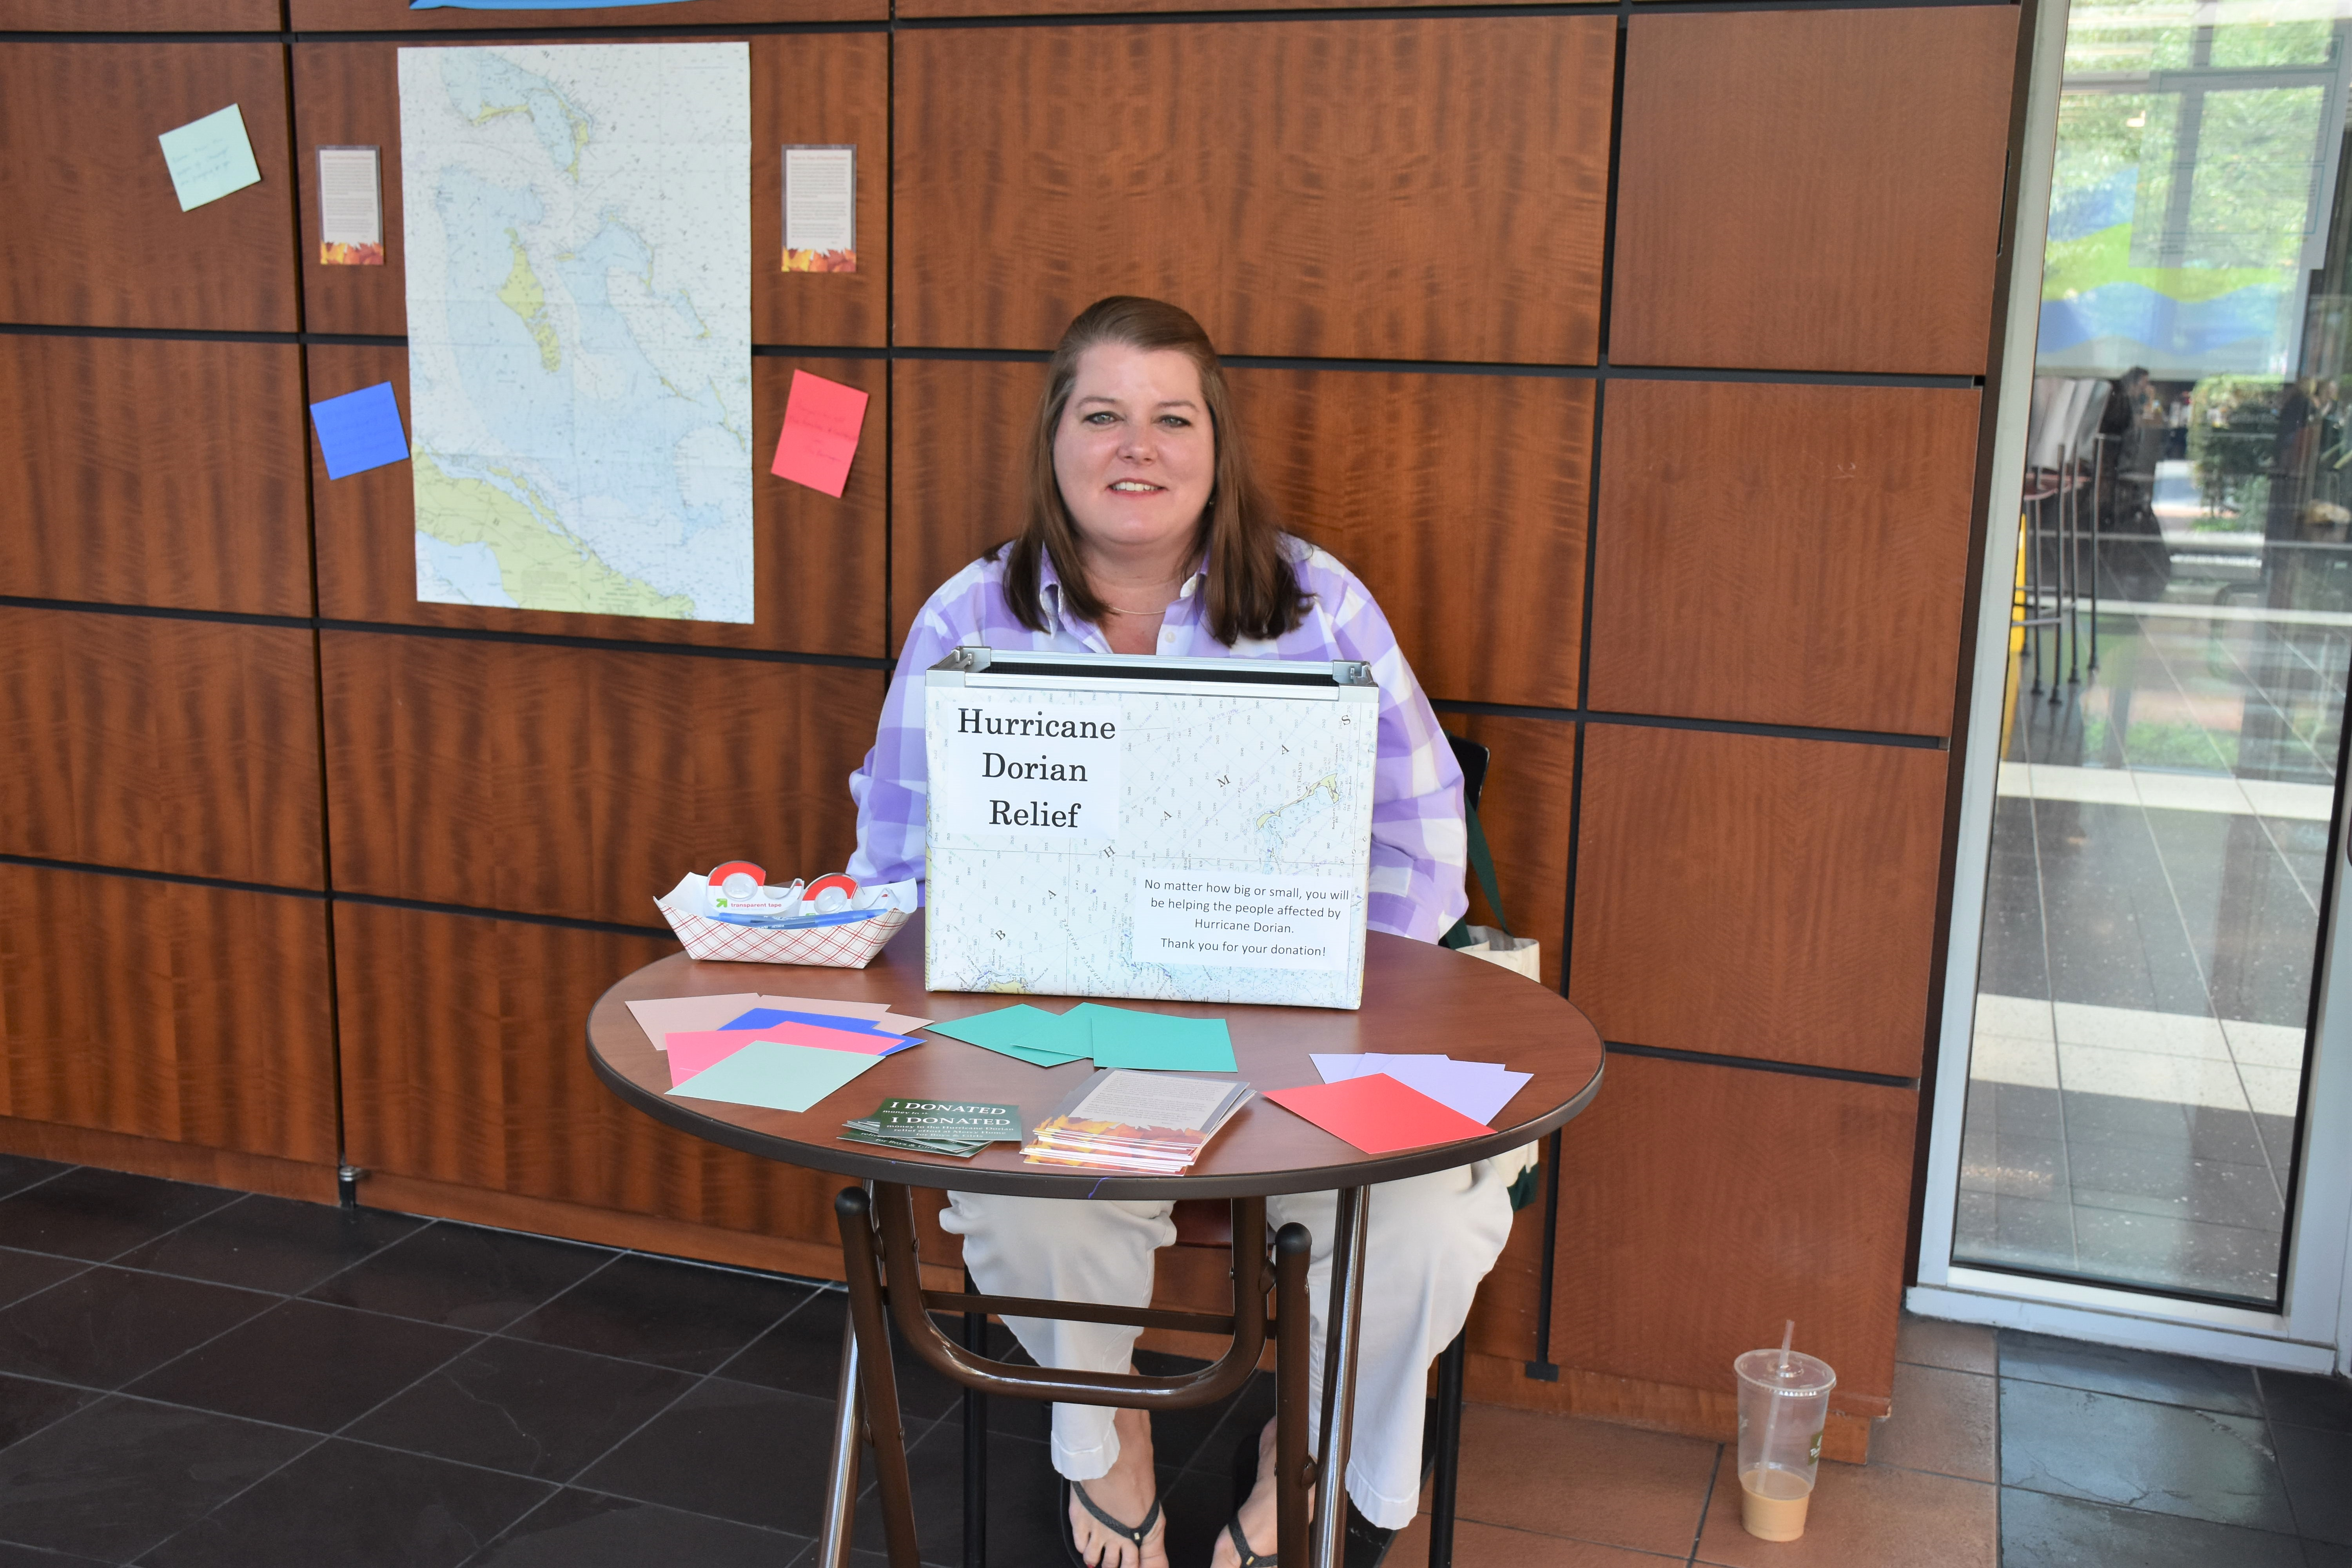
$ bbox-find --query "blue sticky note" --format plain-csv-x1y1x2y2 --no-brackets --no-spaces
309,383,409,480
1069,1004,1237,1073
157,105,263,212
668,1040,880,1113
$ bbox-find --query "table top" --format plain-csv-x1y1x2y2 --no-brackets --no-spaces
586,912,1606,1199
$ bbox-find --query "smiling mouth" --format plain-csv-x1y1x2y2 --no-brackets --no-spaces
1108,480,1163,494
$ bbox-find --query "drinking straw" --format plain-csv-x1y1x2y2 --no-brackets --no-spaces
1754,1319,1795,1483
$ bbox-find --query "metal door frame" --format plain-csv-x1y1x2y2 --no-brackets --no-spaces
1912,0,2352,1377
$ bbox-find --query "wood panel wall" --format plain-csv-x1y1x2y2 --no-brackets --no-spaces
0,0,2022,1454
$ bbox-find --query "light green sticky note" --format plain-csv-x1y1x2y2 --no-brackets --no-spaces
667,1040,880,1113
1069,1004,1237,1073
157,105,263,212
924,1005,1089,1065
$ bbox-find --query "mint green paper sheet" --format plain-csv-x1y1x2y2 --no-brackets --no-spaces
924,1005,1090,1065
158,105,263,212
667,1040,880,1112
1067,1004,1237,1073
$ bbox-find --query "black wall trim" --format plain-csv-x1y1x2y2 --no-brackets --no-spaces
330,888,676,940
1,0,2014,47
3,320,1984,391
1604,1038,1920,1090
0,596,894,673
0,852,327,902
0,595,315,630
315,617,895,671
894,0,2009,29
1429,696,1949,750
0,853,678,942
0,322,406,349
0,597,1949,745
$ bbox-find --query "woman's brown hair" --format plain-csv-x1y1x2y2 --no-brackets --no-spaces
1000,296,1310,645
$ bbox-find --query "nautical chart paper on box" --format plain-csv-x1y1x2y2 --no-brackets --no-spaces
924,649,1380,1009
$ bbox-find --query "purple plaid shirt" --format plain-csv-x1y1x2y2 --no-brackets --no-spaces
848,536,1469,941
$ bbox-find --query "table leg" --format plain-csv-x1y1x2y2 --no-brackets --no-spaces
836,1185,922,1568
1428,1331,1467,1568
962,1269,987,1568
818,1307,864,1568
1274,1222,1313,1568
1313,1187,1370,1568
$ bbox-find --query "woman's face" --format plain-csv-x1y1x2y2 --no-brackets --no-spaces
1052,343,1216,563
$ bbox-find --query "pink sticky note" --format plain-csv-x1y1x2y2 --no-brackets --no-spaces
1261,1073,1493,1155
770,370,868,497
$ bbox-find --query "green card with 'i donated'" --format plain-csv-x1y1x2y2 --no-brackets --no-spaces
872,1098,1022,1141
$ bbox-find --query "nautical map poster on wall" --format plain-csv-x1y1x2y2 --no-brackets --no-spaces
398,43,752,621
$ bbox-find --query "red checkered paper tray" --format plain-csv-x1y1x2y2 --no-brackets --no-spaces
655,873,914,967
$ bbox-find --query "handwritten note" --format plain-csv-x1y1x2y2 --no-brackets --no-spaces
309,383,410,480
770,370,868,498
158,105,263,212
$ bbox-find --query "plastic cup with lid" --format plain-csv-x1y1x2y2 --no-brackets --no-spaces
1734,1345,1836,1541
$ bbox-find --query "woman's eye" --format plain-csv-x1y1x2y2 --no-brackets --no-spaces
1083,411,1116,426
1159,415,1191,428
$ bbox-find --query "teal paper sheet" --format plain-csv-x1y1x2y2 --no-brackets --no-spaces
1067,1004,1237,1073
667,1040,880,1113
924,1005,1091,1065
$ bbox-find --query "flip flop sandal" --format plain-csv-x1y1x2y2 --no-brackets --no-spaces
1226,1435,1395,1568
1061,1477,1163,1568
1222,1515,1278,1566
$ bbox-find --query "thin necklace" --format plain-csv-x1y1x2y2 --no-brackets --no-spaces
1099,584,1183,616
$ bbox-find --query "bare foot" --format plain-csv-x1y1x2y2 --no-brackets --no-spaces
1207,1418,1308,1568
1070,1403,1167,1568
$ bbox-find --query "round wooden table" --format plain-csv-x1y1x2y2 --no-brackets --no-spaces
588,912,1604,1568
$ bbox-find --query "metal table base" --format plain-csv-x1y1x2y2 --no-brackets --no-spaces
823,1182,1372,1568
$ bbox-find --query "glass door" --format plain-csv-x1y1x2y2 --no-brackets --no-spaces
1920,0,2352,1367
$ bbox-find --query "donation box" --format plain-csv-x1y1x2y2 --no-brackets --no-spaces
923,646,1380,1009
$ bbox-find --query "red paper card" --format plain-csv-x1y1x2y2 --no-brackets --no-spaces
770,369,868,497
665,1021,907,1087
1261,1073,1493,1154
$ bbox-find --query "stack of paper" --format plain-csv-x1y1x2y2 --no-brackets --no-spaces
1022,1070,1252,1174
923,1002,1238,1073
625,993,932,1112
1069,1004,1236,1072
924,1004,1093,1067
1308,1054,1531,1125
625,993,932,1049
666,1040,884,1114
841,1098,1023,1159
1264,1074,1494,1155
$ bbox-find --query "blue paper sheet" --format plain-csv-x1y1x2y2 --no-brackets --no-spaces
721,1007,892,1036
309,383,410,480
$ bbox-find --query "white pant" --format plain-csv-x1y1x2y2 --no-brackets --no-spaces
939,1160,1516,1529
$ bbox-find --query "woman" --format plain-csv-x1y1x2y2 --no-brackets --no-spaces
848,296,1518,1568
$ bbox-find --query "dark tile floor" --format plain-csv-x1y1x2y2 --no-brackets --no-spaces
4,1152,2349,1567
1993,1325,2352,1568
0,1154,1278,1567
